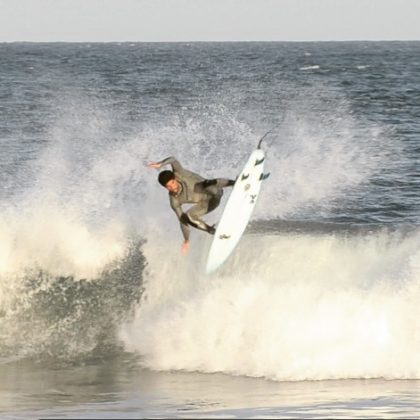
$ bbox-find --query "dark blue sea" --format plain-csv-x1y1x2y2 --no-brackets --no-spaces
0,42,419,418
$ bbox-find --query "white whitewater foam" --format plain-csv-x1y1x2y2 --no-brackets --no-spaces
120,229,420,381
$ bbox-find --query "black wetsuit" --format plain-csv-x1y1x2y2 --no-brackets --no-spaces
157,157,234,241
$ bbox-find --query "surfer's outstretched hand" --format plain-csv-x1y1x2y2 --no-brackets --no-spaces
147,162,161,169
181,240,189,255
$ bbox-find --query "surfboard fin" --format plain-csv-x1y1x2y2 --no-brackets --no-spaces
241,173,249,181
259,172,270,181
255,157,265,166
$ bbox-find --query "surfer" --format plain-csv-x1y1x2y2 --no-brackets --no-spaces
147,157,235,254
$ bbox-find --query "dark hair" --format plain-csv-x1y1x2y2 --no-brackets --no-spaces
158,170,175,186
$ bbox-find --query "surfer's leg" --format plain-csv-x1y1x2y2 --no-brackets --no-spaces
203,178,235,190
194,178,235,194
185,200,216,235
207,190,223,212
217,178,235,188
184,215,215,235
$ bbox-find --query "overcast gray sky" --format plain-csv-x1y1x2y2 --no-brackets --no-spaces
1,0,420,42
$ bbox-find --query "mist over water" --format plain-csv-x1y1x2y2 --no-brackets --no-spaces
0,42,419,417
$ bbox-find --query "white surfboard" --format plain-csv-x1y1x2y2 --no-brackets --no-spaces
205,147,269,274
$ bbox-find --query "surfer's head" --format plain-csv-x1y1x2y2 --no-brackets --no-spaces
158,170,180,193
158,170,174,186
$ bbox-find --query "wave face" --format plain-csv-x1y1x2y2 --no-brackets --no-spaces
0,236,145,361
0,42,419,379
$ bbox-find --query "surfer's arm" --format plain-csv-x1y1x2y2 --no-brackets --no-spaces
170,198,190,253
147,156,183,172
147,157,204,184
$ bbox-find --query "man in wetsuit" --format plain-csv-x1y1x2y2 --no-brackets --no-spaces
147,157,235,254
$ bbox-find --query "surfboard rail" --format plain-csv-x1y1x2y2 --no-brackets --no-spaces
205,147,268,274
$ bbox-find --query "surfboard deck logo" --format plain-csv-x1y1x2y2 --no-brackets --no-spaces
205,144,269,274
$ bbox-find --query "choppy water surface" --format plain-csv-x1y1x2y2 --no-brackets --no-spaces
0,42,419,418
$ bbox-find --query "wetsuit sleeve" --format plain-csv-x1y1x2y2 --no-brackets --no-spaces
170,197,190,241
157,156,204,183
157,156,184,173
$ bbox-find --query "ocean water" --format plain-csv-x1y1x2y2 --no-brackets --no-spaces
0,42,419,418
